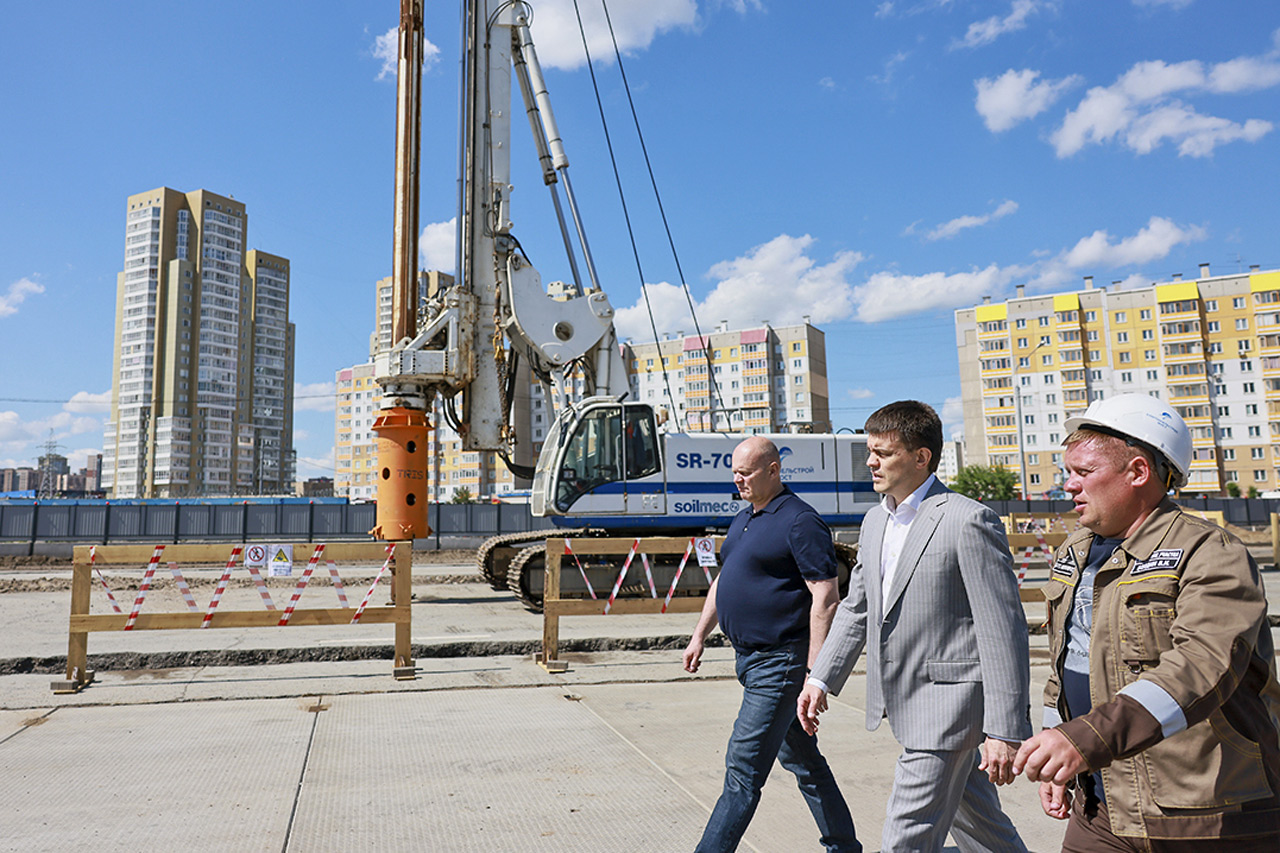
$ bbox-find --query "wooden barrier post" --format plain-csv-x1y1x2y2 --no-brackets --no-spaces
1272,512,1279,571
538,536,718,673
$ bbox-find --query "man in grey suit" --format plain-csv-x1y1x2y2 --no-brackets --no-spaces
798,400,1031,852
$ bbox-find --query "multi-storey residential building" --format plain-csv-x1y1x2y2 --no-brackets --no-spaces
102,188,296,498
956,264,1280,496
625,321,831,433
369,271,453,357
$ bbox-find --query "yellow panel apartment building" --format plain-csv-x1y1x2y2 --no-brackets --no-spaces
955,264,1280,496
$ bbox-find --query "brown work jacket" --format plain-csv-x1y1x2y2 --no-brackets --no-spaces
1042,499,1280,839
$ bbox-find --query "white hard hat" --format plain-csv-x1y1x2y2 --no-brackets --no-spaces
1064,394,1192,489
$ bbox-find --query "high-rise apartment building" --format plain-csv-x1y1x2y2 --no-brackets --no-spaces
625,321,831,433
102,187,296,498
955,264,1280,496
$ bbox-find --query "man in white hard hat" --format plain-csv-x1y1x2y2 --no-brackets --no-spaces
1013,393,1280,850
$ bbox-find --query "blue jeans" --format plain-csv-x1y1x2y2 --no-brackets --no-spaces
696,641,861,853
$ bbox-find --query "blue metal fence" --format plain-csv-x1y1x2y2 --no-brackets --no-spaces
0,500,553,545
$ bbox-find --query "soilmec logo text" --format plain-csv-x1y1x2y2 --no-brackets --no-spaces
674,499,741,514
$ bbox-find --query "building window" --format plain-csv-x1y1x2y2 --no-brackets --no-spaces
1121,371,1132,382
1145,350,1157,360
1207,321,1221,332
1204,300,1217,312
1116,331,1129,343
1039,316,1050,327
1140,309,1152,320
1119,352,1131,363
1085,311,1096,321
1029,474,1041,485
1042,354,1053,366
1017,337,1028,348
1142,329,1154,340
1217,406,1230,417
1223,448,1236,460
1115,311,1127,322
1252,447,1266,459
1015,318,1026,329
1018,357,1029,367
1236,317,1250,331
1249,425,1262,437
1242,360,1254,371
1247,404,1259,415
1244,382,1256,393
1255,470,1268,481
1234,297,1247,309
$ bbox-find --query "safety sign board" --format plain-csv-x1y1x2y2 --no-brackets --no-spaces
269,544,294,577
245,544,268,568
694,537,717,568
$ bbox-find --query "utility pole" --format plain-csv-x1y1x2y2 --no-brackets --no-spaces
37,431,58,500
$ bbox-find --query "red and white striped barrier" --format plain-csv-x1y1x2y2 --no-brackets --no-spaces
123,545,164,631
202,546,244,628
169,563,199,612
89,544,123,614
602,539,641,615
278,544,325,626
351,544,396,624
640,552,657,598
245,563,276,610
662,538,696,613
1016,546,1033,588
327,559,350,607
562,539,597,600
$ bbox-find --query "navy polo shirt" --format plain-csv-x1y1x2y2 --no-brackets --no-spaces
716,486,837,651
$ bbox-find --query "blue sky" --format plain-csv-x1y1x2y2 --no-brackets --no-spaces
2,0,1278,482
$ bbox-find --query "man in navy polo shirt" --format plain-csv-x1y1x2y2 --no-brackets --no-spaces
683,436,860,853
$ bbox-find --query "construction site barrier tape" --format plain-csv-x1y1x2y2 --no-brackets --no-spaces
277,544,325,626
602,539,641,615
123,545,164,631
351,544,396,624
246,563,276,610
327,559,350,608
202,546,245,628
169,563,199,612
89,544,123,614
562,539,597,600
662,538,696,613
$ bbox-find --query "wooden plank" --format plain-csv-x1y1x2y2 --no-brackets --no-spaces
72,542,398,566
554,536,722,556
70,606,408,632
544,596,707,617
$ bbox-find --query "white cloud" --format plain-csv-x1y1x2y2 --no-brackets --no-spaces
1051,41,1280,157
295,381,336,413
847,388,875,400
0,277,43,318
818,76,836,90
65,390,110,415
1061,216,1207,269
615,234,862,341
875,2,896,18
420,218,456,273
525,0,698,72
1126,103,1271,157
924,200,1019,241
853,264,1027,322
975,69,1081,132
953,0,1043,50
1027,215,1207,289
871,51,910,87
372,26,441,82
940,396,965,434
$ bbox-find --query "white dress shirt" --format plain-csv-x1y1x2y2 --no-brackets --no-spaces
879,473,936,611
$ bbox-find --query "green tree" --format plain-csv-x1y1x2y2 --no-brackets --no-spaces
1225,482,1241,498
950,465,1019,501
450,486,475,504
1248,486,1260,498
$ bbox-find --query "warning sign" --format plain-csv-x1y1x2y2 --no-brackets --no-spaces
245,544,268,568
694,537,717,568
269,544,294,577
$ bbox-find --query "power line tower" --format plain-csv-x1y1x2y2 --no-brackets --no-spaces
37,431,61,500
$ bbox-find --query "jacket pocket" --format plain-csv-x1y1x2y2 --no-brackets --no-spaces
1042,579,1072,658
926,659,981,683
1118,577,1178,664
1144,708,1273,808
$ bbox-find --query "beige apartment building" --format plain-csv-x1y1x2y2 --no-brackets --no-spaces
955,264,1280,497
625,321,831,433
102,188,295,498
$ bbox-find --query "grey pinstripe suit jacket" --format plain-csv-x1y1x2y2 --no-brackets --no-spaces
811,478,1032,752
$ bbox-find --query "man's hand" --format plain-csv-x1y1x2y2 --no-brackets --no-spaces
796,684,828,736
978,737,1020,786
1039,781,1071,820
682,637,704,673
1014,728,1088,784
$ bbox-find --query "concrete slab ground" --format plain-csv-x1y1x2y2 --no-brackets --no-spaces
1,651,1067,853
2,553,1277,853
